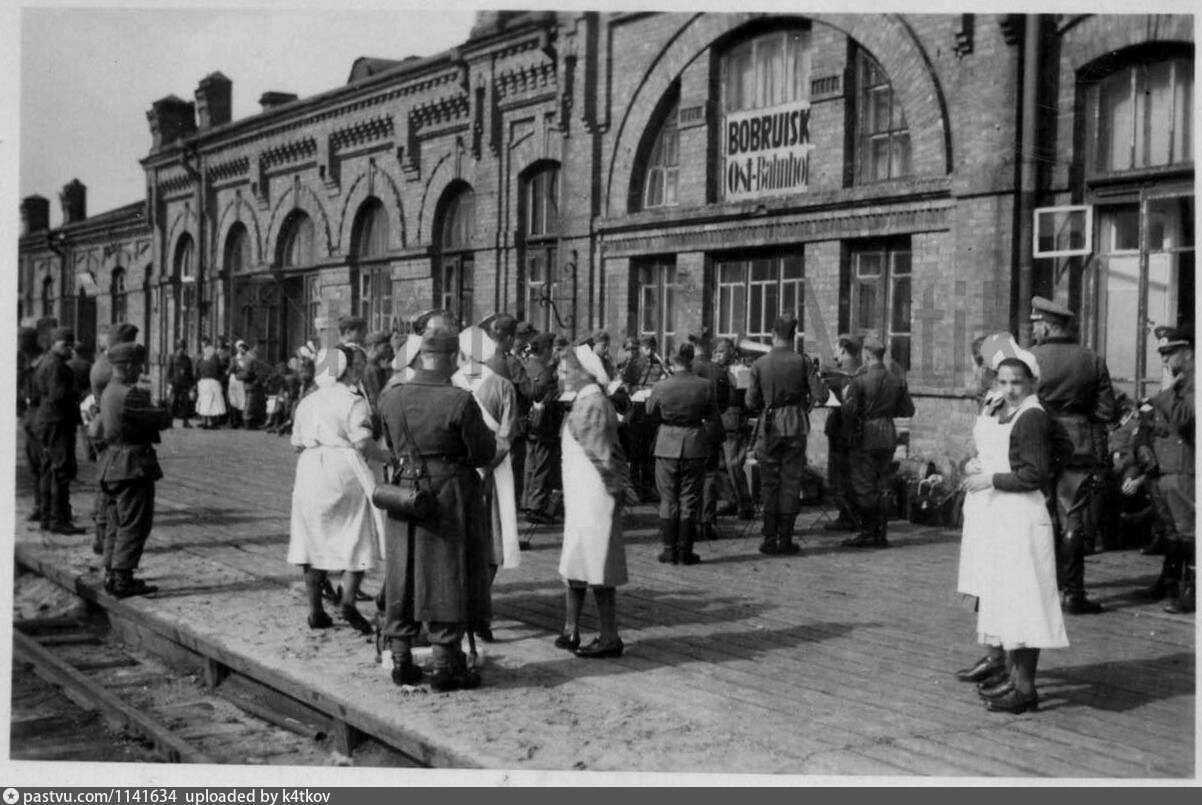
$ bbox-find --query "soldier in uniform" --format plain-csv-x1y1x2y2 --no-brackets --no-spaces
712,337,755,520
841,336,915,548
621,334,669,503
19,327,45,523
746,315,826,556
376,329,497,691
822,335,864,532
166,339,195,428
97,342,173,597
522,332,562,524
31,327,86,534
646,342,723,565
1135,325,1194,614
1028,296,1117,614
89,324,139,552
691,329,733,541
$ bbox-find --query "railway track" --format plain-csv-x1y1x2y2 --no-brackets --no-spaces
10,568,421,767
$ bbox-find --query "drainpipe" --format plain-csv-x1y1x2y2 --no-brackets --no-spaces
1015,14,1041,345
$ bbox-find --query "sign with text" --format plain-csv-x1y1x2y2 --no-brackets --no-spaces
723,100,813,201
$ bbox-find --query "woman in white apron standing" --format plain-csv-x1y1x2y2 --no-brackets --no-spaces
287,345,391,633
959,351,1068,714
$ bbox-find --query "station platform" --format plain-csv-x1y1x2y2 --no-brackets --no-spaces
11,425,1195,777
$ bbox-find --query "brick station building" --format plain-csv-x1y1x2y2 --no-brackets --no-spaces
18,10,1194,469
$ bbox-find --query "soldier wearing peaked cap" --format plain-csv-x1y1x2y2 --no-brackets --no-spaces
1135,324,1195,614
31,326,86,534
376,325,497,691
412,309,455,337
1029,296,1117,615
96,341,172,598
746,315,828,556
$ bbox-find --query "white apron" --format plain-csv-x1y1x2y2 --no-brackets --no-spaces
966,395,1068,650
477,402,521,570
195,378,227,416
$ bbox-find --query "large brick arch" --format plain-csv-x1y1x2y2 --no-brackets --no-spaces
337,162,407,252
605,12,951,217
1060,14,1193,73
214,194,265,268
416,153,456,247
265,183,334,264
165,207,199,278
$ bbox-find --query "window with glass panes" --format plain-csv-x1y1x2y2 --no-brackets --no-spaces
635,259,679,355
42,276,53,317
175,235,196,348
354,200,393,333
438,187,475,327
304,274,321,345
854,49,910,183
111,268,127,324
225,224,250,274
643,102,680,209
847,240,911,370
713,252,805,350
522,165,560,331
1088,56,1192,174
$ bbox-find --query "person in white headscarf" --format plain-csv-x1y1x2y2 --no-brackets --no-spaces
554,345,629,658
287,345,391,633
956,337,1068,714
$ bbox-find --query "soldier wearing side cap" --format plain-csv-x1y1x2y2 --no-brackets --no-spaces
376,328,497,692
646,342,723,565
841,336,914,549
746,315,828,556
1133,325,1195,614
1029,296,1117,615
30,326,86,534
691,328,733,541
96,342,173,598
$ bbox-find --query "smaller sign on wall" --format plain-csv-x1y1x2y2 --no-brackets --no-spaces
723,100,814,202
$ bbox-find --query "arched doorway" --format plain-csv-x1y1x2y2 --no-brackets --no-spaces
353,198,394,332
434,183,475,327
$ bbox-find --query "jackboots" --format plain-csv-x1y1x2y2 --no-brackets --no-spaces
304,567,333,629
777,514,801,555
657,519,679,564
1137,540,1183,601
109,568,158,599
843,506,887,548
759,514,780,556
1058,529,1103,614
678,520,701,565
1164,542,1196,614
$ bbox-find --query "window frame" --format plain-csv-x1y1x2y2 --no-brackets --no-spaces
712,250,806,352
41,276,53,318
846,238,912,371
435,185,477,326
853,48,911,184
1086,55,1193,176
635,258,680,356
642,101,681,210
521,164,562,329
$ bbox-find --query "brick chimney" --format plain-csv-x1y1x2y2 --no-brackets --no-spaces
146,95,197,150
59,180,86,225
195,71,232,129
20,195,50,235
259,91,298,111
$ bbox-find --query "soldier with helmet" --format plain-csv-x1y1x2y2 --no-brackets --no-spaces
1028,296,1118,615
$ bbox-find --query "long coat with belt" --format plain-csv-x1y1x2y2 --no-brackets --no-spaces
377,370,497,624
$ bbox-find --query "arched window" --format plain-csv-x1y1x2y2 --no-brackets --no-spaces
174,235,197,350
111,268,127,324
278,212,314,269
522,164,560,330
853,48,911,183
41,276,53,317
175,234,195,281
435,185,476,327
642,101,680,209
353,199,393,333
224,223,251,274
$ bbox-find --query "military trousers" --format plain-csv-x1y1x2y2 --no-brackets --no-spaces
102,479,155,571
827,436,857,520
39,425,78,526
510,436,527,513
758,442,807,518
655,457,706,522
849,448,894,516
23,418,44,518
523,437,561,515
1159,473,1196,541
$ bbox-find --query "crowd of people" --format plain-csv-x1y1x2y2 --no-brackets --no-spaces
16,294,1194,702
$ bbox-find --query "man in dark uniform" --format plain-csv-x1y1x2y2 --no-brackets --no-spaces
1136,325,1195,614
361,331,393,419
31,327,86,534
488,315,534,517
841,336,914,548
746,315,826,556
712,337,755,521
621,334,669,503
97,342,172,597
377,328,497,691
19,327,45,522
235,343,272,429
822,335,864,532
646,342,723,565
521,332,562,524
691,329,733,541
166,339,195,428
67,343,96,461
1029,296,1117,614
89,323,139,552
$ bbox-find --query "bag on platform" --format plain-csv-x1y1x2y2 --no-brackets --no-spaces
372,390,439,523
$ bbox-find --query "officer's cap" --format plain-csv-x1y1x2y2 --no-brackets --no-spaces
50,326,75,345
483,314,517,340
107,342,146,365
1155,324,1194,354
419,328,460,354
1029,296,1075,323
412,308,453,335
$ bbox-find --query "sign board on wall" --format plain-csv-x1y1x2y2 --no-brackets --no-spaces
723,100,813,201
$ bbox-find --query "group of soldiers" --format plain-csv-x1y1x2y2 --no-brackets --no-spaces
19,322,172,597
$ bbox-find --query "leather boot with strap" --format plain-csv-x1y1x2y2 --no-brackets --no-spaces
658,519,679,564
1059,529,1103,614
777,514,801,555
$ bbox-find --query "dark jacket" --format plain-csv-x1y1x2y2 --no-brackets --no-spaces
746,346,826,441
523,353,561,440
646,369,723,459
842,363,915,452
167,352,195,389
97,380,171,484
992,402,1055,493
31,350,82,435
1136,367,1194,477
693,357,732,410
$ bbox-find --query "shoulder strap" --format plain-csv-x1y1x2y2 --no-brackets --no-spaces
380,386,431,481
